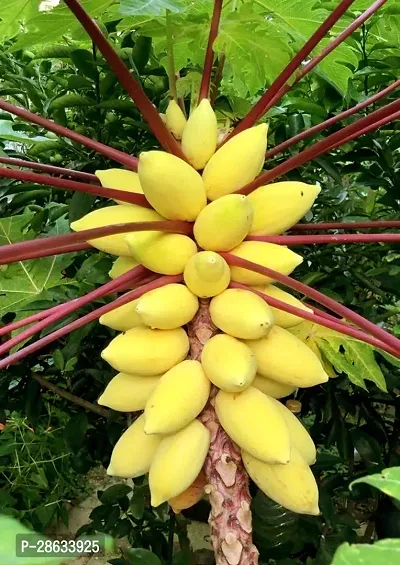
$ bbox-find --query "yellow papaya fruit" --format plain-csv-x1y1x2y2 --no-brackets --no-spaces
183,251,230,297
242,447,320,515
201,334,257,392
135,284,199,329
252,374,296,399
169,470,207,513
230,241,303,285
193,194,253,251
109,257,139,279
138,151,206,220
101,326,189,375
181,99,217,169
209,288,274,339
144,360,210,434
149,420,210,507
267,396,316,465
70,205,162,257
165,99,187,140
244,326,329,387
203,124,268,200
126,232,197,275
215,387,290,463
98,373,161,412
95,168,143,205
253,284,312,328
248,182,321,235
107,414,162,478
99,296,141,332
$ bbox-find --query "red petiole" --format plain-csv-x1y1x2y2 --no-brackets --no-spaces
230,282,399,357
227,0,358,138
0,273,181,369
266,78,400,159
221,253,400,355
0,98,139,170
0,166,150,207
0,265,148,358
292,220,400,231
64,0,185,159
246,233,400,245
198,0,224,102
0,220,193,265
0,157,99,183
238,98,400,194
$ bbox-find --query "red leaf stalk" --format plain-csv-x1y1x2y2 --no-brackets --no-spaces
292,220,400,231
0,99,139,170
188,301,259,565
246,233,400,245
238,97,400,194
262,0,391,130
266,78,400,159
199,0,224,102
2,241,92,264
63,0,185,159
0,265,148,357
226,0,357,138
230,282,398,357
0,220,193,266
220,253,400,355
0,157,99,183
0,167,151,207
326,108,400,151
210,53,226,106
0,273,181,369
0,304,70,338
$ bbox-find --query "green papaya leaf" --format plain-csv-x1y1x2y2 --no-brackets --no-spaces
0,214,74,315
0,0,40,43
49,93,92,111
331,538,400,565
120,0,186,16
0,120,48,144
351,467,400,501
99,484,133,504
125,548,163,565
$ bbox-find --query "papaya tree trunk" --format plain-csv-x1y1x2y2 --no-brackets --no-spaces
188,300,259,565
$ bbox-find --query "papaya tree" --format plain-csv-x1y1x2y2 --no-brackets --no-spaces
0,1,400,564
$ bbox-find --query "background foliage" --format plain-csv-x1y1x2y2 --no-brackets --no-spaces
0,1,400,564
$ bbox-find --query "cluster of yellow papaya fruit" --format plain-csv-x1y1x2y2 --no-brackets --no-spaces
71,98,325,516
